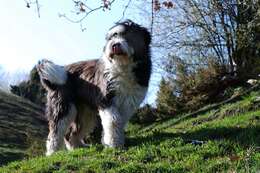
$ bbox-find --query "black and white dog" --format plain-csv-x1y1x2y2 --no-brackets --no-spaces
37,20,151,155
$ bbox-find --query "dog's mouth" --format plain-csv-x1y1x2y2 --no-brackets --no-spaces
109,43,128,58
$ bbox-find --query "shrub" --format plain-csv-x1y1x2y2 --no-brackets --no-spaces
156,78,181,115
10,67,46,106
131,104,158,124
177,59,230,111
156,58,240,116
25,134,46,158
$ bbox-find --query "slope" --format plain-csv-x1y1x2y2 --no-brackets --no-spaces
0,91,260,172
0,90,47,165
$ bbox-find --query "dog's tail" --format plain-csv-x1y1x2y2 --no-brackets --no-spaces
37,59,68,91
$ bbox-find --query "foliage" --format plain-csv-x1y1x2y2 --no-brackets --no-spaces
156,78,180,115
234,2,260,79
10,67,46,106
152,0,260,80
0,68,28,92
1,91,260,172
25,133,46,159
131,104,158,124
156,58,241,115
176,59,228,110
0,90,47,166
154,0,260,115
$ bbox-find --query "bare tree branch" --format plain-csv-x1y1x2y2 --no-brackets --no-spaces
24,0,41,18
35,0,40,18
58,0,116,24
118,0,133,22
151,0,154,34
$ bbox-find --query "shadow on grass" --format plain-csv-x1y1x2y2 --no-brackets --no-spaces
0,152,25,166
126,125,260,148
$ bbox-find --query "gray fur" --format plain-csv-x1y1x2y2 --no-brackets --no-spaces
37,20,151,155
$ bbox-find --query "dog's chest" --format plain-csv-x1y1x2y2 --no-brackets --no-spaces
106,63,147,111
115,76,146,110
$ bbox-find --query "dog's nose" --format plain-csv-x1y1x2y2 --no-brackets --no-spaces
112,43,123,55
112,43,121,50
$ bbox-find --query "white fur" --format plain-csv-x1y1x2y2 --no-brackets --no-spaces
99,84,146,147
105,24,134,59
46,104,77,156
105,38,134,59
107,25,125,38
100,49,147,147
43,25,147,155
99,106,125,147
39,60,67,85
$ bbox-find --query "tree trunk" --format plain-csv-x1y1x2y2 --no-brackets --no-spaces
234,1,260,80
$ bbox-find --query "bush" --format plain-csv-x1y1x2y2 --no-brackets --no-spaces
25,134,46,158
131,104,158,124
177,59,229,111
10,67,46,106
156,58,240,116
156,78,181,115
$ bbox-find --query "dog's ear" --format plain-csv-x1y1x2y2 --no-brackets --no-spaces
126,20,151,45
143,28,151,46
114,20,152,46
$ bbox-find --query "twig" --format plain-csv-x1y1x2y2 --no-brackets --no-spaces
35,0,40,18
24,0,41,18
59,0,116,24
151,0,154,35
118,0,132,22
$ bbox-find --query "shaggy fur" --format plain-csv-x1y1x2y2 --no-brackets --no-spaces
37,20,151,155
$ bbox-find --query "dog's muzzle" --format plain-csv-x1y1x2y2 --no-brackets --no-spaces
110,43,126,57
106,39,134,59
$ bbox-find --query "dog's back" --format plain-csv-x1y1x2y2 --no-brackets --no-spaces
37,20,151,155
65,60,109,109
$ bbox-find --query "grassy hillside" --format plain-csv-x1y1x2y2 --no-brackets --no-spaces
0,90,47,166
0,90,260,172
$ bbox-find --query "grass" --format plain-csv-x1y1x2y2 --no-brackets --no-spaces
0,91,260,172
0,90,47,165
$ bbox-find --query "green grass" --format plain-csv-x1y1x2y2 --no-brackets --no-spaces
0,92,260,172
0,91,47,165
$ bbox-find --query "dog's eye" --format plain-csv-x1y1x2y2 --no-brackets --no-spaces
112,33,118,37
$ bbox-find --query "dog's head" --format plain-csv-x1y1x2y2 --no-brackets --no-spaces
103,20,151,64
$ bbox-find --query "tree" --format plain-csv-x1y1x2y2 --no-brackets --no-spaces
10,67,46,106
234,1,260,79
0,67,28,92
23,0,260,112
24,0,115,19
24,1,260,79
152,0,260,80
156,78,179,114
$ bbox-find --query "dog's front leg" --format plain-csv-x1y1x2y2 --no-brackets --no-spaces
99,106,125,148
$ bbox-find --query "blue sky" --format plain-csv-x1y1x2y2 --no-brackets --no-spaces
0,0,158,104
0,0,135,71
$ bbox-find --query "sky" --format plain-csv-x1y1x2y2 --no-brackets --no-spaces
0,0,132,71
0,0,158,104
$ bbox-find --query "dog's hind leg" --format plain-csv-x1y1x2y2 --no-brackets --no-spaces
64,106,97,150
46,103,77,156
37,59,77,155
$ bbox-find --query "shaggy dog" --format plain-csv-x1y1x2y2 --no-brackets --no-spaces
37,20,151,156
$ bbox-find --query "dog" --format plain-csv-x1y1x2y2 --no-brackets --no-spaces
37,20,151,156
